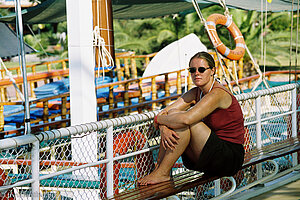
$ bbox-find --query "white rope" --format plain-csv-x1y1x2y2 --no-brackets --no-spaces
263,0,268,79
232,60,241,94
93,26,114,80
260,0,264,64
289,0,295,83
218,0,230,17
295,0,299,80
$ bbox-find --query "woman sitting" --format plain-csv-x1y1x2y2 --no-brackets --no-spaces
138,51,245,185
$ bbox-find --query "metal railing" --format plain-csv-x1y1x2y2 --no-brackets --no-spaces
0,83,299,199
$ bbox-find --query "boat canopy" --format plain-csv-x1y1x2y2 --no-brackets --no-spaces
0,0,299,24
0,22,34,58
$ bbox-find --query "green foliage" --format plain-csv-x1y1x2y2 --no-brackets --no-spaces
24,22,68,58
2,3,298,68
0,8,10,17
113,5,299,67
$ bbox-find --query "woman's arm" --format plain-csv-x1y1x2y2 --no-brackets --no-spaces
157,88,232,129
159,87,198,113
153,89,198,150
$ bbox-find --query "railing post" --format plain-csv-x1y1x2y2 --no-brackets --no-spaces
291,88,297,137
214,179,221,197
176,72,182,94
31,140,40,200
188,75,193,91
124,58,130,79
32,65,36,74
107,125,114,198
131,57,137,79
115,59,123,81
291,88,298,166
62,60,67,70
238,58,243,79
151,77,157,109
47,63,51,72
0,104,4,132
109,85,114,118
255,96,263,179
124,82,129,115
61,96,67,127
0,88,5,102
164,74,170,105
30,81,35,99
43,101,49,131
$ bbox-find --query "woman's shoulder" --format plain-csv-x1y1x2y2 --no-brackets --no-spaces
185,86,199,96
210,84,233,109
182,87,199,102
212,83,233,96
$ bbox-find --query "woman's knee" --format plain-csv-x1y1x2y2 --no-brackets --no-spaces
190,122,210,134
189,122,211,145
167,108,181,114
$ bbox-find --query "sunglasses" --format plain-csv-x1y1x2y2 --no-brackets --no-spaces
188,67,211,73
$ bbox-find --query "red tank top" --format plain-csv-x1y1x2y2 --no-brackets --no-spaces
198,87,245,144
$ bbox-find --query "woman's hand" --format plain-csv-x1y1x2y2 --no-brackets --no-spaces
159,125,180,150
154,110,168,129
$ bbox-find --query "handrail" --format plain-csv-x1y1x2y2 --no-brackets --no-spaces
0,69,69,86
0,84,298,199
227,70,300,88
0,92,70,133
0,69,297,133
0,59,68,79
0,52,297,134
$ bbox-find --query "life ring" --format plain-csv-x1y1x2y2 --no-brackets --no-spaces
0,168,15,200
206,13,245,60
100,130,153,198
113,129,146,156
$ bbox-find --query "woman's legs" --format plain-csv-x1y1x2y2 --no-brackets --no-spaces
138,121,211,185
183,122,211,164
156,141,166,168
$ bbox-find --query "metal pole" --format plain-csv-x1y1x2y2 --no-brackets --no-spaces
31,140,40,200
15,0,31,134
255,96,262,180
107,125,114,198
291,88,298,167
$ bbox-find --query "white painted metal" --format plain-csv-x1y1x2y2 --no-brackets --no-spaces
107,125,114,198
224,160,279,198
214,179,221,196
0,84,298,199
15,0,31,134
31,140,40,200
211,177,236,200
292,88,298,166
66,0,98,199
255,96,263,180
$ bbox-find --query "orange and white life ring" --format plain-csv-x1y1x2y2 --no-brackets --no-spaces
206,13,245,60
113,129,146,156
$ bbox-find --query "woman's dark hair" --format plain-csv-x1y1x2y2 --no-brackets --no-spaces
189,51,215,69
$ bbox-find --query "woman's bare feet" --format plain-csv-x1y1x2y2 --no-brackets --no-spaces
137,169,170,185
